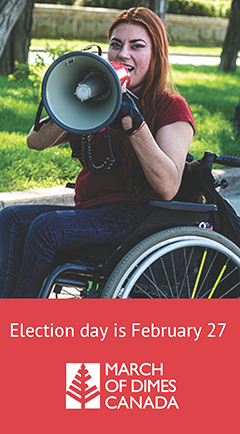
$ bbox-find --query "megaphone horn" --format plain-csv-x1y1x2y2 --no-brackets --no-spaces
41,51,131,135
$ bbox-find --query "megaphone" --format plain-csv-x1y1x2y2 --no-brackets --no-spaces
41,51,131,135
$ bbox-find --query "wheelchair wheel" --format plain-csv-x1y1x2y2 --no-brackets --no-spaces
101,227,240,299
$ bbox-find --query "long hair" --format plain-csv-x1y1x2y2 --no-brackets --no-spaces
108,7,175,133
108,7,176,198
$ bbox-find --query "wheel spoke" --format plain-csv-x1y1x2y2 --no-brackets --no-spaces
191,249,208,298
208,258,229,298
160,257,175,298
179,246,194,298
195,251,218,298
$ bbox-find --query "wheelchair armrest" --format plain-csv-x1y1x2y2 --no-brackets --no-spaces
149,200,217,213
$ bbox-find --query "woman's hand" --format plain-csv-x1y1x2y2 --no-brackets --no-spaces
110,92,145,136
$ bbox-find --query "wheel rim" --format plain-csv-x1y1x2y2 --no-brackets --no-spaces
111,236,240,299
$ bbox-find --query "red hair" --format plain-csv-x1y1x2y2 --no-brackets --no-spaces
108,7,175,133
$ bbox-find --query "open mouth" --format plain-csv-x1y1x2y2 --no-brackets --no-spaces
125,65,134,72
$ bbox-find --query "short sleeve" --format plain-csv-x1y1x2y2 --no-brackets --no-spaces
155,93,195,135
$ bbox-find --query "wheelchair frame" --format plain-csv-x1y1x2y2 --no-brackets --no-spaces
38,151,240,299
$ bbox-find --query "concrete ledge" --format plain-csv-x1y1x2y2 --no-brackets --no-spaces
0,186,75,210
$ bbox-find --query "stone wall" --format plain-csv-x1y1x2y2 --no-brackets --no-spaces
32,4,228,47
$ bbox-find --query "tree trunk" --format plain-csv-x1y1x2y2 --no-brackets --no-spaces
154,0,168,22
0,0,34,75
218,0,240,72
132,0,168,22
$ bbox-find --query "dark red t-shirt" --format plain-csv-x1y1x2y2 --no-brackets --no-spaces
70,93,195,209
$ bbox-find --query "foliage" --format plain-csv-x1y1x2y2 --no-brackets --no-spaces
167,0,231,18
8,61,42,103
80,0,231,18
34,0,76,4
42,39,76,61
81,0,131,10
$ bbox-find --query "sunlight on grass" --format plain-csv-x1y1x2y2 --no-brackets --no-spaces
171,64,240,160
0,131,80,192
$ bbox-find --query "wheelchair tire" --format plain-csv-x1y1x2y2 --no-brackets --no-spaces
101,227,240,299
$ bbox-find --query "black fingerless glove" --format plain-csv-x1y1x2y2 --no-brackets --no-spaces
110,92,145,136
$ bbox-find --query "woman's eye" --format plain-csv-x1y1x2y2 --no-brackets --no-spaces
110,42,122,49
131,43,145,49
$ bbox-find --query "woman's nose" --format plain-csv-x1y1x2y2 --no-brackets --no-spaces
118,45,131,60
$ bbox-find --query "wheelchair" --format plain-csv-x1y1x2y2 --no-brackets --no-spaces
38,151,240,299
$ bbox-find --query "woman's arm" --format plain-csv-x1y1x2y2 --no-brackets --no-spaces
123,117,193,201
27,119,70,151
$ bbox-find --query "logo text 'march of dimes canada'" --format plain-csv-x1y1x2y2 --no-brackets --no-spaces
65,362,179,410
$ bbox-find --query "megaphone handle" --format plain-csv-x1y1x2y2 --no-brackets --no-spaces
126,89,139,100
82,44,102,57
33,100,51,132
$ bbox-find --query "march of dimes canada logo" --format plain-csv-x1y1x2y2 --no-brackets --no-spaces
66,362,179,410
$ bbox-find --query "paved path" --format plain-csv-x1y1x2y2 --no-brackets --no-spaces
169,54,240,66
224,195,240,216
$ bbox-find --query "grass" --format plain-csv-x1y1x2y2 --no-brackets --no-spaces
0,40,240,192
171,64,240,159
0,73,81,192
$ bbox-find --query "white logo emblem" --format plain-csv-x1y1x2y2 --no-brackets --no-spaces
66,363,100,409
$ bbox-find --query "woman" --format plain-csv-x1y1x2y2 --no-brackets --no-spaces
0,7,195,297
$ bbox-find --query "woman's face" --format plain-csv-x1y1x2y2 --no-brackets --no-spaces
108,23,152,93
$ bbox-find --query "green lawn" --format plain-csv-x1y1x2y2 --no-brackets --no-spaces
171,64,240,159
0,40,240,192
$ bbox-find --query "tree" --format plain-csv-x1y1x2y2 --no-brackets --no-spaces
133,0,169,22
0,0,34,75
219,0,240,72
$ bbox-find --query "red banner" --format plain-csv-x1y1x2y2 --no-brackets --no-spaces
0,299,239,433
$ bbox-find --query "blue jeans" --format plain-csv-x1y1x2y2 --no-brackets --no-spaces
0,202,153,298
